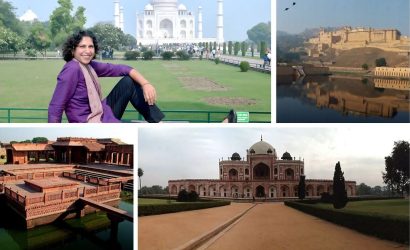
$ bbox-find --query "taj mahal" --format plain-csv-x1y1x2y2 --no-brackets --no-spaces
114,0,224,45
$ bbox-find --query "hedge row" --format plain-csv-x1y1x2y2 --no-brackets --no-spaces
284,201,409,244
139,200,230,216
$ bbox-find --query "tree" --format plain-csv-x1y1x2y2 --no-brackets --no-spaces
228,41,232,55
89,23,126,51
49,0,86,46
0,26,25,56
298,175,306,200
247,22,271,45
241,41,246,57
0,0,23,34
382,141,409,195
251,43,255,57
32,137,48,143
27,22,51,56
234,42,240,56
356,183,372,195
361,63,369,70
332,161,348,209
222,42,226,55
138,168,144,191
375,57,387,67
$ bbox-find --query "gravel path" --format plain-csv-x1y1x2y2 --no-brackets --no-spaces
203,203,407,250
138,203,253,250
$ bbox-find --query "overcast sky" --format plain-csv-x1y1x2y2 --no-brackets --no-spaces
0,124,137,145
9,0,271,41
138,125,410,188
277,0,409,35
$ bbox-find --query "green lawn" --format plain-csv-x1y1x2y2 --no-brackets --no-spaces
0,59,271,122
314,199,409,220
138,198,176,205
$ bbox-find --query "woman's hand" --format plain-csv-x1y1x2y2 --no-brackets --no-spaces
142,83,157,105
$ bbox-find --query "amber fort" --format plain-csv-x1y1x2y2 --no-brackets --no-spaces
307,26,410,54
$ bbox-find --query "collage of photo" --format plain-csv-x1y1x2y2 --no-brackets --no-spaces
0,0,409,249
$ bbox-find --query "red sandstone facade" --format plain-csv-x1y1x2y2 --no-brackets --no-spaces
4,137,133,167
169,138,356,199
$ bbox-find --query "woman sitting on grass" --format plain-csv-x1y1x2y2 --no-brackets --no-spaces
48,30,164,123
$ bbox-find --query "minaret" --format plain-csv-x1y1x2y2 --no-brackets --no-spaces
216,0,224,44
198,6,203,39
119,6,124,31
114,0,120,29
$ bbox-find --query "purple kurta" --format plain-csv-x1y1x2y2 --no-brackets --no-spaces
48,60,132,123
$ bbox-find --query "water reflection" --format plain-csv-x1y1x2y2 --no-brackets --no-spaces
277,76,410,123
0,199,133,250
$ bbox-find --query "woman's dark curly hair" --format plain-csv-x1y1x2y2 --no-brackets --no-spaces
62,30,99,62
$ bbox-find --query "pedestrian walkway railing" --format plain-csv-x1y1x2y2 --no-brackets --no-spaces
210,57,271,73
0,108,271,123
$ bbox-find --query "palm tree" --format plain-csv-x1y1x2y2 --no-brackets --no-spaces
138,168,144,191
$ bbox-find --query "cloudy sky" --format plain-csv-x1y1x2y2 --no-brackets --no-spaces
138,125,410,188
277,0,409,35
9,0,271,41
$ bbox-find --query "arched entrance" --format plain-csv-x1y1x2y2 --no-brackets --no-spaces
171,185,177,194
253,163,270,180
160,19,173,38
269,186,277,198
228,169,238,181
256,185,265,197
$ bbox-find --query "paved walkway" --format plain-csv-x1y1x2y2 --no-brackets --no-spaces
202,203,407,250
138,203,253,250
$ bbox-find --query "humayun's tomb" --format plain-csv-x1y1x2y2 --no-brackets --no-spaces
0,137,133,229
169,137,356,199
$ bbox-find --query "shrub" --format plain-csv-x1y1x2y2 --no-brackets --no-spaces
361,63,369,70
285,200,409,244
142,50,154,60
25,49,36,57
161,51,174,60
214,58,220,64
320,192,333,203
0,155,5,159
175,50,190,60
177,190,198,202
124,51,140,60
239,61,250,72
139,200,231,216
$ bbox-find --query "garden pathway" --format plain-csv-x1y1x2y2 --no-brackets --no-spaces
201,203,407,250
138,202,253,250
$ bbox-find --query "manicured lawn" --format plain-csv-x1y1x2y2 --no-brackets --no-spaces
314,199,409,220
0,59,271,122
138,198,176,205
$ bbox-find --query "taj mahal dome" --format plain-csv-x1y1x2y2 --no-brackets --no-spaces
131,0,224,45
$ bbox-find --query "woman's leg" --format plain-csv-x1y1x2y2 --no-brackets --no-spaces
105,76,165,122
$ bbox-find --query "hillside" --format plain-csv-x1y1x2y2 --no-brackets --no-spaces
332,47,409,68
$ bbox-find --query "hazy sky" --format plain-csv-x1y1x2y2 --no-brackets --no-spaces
9,0,271,41
0,124,137,145
138,125,410,188
277,0,410,35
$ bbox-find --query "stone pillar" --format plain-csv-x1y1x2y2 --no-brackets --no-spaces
107,213,124,240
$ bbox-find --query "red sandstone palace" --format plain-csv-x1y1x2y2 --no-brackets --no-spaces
169,137,356,199
0,137,134,229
